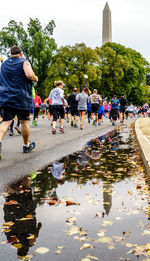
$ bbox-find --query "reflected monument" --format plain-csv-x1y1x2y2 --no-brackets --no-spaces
102,2,112,45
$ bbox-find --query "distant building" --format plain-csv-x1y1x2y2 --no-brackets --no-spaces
102,2,112,45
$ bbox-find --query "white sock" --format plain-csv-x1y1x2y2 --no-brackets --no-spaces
24,144,29,148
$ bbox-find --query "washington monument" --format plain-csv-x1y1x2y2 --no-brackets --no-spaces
102,2,112,45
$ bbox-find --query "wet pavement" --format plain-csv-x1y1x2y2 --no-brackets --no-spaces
0,123,150,261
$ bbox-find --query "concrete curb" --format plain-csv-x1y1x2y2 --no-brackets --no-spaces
135,119,150,179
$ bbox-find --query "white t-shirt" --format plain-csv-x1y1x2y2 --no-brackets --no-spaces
49,87,64,105
90,94,100,104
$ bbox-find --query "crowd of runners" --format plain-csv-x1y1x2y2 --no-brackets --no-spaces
0,46,149,159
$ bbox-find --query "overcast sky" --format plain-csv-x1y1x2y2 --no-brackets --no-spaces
1,0,150,62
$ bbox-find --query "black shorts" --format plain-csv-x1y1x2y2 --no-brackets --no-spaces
66,107,70,114
34,107,40,119
71,108,79,116
98,114,102,119
111,108,119,121
91,104,99,113
49,105,52,115
120,107,125,113
2,106,30,121
0,108,3,117
51,105,65,121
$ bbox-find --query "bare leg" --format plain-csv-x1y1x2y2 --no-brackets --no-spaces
80,111,85,129
60,118,64,128
0,120,12,141
20,120,30,145
75,115,78,125
52,121,57,129
95,113,98,124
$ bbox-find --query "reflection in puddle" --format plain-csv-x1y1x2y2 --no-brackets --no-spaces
0,124,150,261
3,176,42,258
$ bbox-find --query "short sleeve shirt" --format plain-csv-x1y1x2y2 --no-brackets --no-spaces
49,87,64,105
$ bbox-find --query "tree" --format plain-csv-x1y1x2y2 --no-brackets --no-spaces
96,42,150,103
44,43,102,97
0,18,57,98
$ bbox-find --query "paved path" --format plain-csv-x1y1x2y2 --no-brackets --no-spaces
0,117,134,186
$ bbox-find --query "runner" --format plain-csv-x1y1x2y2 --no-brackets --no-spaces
33,92,42,126
68,88,79,128
98,102,105,125
9,119,21,136
89,89,102,126
76,87,89,130
41,101,47,119
103,100,109,118
0,46,38,158
119,94,127,123
87,101,91,123
49,80,65,134
111,95,120,126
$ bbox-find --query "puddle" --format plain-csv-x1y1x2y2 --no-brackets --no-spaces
0,124,150,261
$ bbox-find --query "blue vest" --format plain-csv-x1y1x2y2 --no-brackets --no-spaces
0,57,34,110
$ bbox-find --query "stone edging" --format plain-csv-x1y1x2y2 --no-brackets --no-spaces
135,119,150,179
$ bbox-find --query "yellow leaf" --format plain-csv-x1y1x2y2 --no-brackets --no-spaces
35,247,50,254
80,243,93,250
108,245,115,250
3,221,14,227
27,235,35,240
97,237,112,244
12,243,23,249
55,250,61,254
86,254,98,260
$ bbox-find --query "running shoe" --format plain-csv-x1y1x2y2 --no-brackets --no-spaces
74,124,78,128
0,141,2,159
59,127,64,133
98,122,101,125
15,126,21,134
52,128,56,134
23,142,36,153
92,120,95,125
32,120,37,126
88,119,90,123
71,120,74,127
9,130,14,136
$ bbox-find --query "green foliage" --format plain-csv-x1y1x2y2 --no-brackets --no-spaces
0,18,57,99
96,42,150,104
44,43,102,97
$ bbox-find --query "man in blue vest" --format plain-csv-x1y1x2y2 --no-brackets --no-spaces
0,46,38,159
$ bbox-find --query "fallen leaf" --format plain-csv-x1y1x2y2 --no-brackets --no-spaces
108,245,115,250
102,220,113,227
86,254,98,260
3,221,14,227
97,237,112,244
55,250,61,254
66,201,80,206
92,180,99,185
12,243,23,249
5,200,18,205
35,247,50,254
80,243,93,250
27,235,35,240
